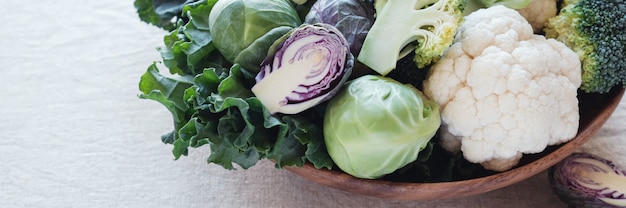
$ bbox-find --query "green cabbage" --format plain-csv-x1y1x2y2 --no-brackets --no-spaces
323,75,441,179
208,0,302,75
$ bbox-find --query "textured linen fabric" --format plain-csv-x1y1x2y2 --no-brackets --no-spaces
1,1,624,207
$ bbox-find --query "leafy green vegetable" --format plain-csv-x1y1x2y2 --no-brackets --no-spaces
139,63,195,144
134,0,203,31
208,0,302,76
158,0,226,76
139,63,333,169
323,75,441,179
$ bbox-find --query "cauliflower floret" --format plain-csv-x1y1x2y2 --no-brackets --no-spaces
517,0,558,33
423,5,582,172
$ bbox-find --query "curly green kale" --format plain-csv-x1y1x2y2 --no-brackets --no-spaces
544,0,626,93
139,64,333,170
134,0,203,31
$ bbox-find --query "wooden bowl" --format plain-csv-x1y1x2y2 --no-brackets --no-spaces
284,86,625,201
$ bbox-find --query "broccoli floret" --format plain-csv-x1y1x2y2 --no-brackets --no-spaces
544,0,626,93
387,51,429,90
357,0,466,76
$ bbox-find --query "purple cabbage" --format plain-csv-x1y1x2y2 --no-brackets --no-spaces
549,152,626,207
251,23,353,114
303,0,375,57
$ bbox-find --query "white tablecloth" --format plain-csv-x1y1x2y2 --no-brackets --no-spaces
2,1,624,207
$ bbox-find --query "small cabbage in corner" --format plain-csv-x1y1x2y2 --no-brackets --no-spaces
549,152,626,207
323,75,441,179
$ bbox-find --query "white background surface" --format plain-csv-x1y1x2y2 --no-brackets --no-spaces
2,1,625,207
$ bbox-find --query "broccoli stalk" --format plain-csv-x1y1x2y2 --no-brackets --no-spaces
357,0,466,76
544,0,626,93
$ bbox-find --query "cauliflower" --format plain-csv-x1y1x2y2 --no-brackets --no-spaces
423,5,582,171
517,0,558,33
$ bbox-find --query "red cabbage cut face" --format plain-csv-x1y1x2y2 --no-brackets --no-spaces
251,23,353,114
549,153,626,208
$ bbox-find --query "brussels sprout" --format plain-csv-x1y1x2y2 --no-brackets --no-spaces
549,152,626,207
323,75,441,179
208,0,301,75
251,23,353,115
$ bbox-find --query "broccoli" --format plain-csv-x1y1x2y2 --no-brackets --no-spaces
357,0,466,76
544,0,626,93
387,51,429,90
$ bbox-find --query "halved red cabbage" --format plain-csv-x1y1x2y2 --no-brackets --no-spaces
303,0,375,57
251,23,353,114
549,152,626,207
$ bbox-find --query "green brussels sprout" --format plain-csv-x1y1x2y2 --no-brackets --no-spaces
208,0,302,75
324,75,441,179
